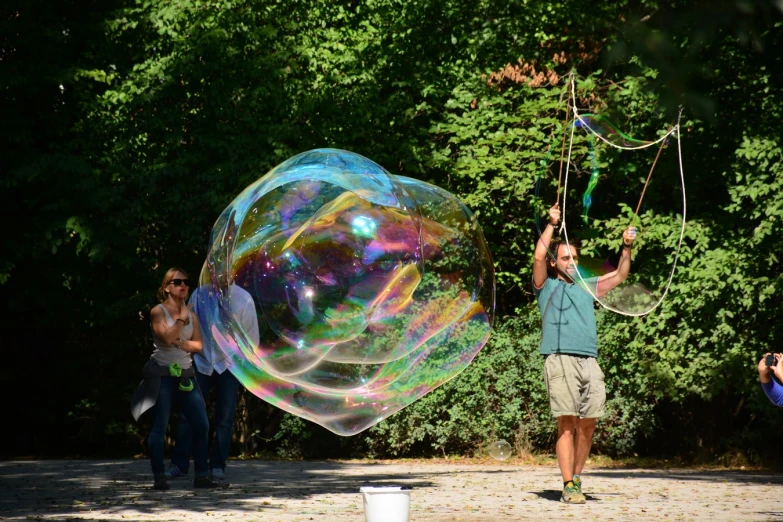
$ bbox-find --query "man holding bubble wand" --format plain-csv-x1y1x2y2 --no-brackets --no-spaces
533,202,636,504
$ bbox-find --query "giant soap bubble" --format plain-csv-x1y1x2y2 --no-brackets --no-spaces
194,149,495,435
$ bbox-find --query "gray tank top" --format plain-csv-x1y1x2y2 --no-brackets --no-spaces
150,304,193,368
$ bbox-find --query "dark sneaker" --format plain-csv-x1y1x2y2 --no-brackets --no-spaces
211,476,231,488
164,463,185,480
561,481,586,504
153,474,170,491
194,476,230,489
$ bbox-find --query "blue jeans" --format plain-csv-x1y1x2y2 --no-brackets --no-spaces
148,376,210,477
171,369,240,474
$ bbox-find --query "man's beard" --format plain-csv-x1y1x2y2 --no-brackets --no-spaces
556,265,575,282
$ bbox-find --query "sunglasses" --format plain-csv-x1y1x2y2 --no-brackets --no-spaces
168,278,190,287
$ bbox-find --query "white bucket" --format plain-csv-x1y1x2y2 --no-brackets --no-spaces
360,486,411,522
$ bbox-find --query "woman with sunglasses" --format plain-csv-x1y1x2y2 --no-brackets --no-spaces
132,267,226,490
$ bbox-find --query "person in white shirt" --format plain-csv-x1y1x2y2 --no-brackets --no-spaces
165,281,260,484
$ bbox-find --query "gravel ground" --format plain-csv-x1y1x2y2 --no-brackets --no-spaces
1,459,782,521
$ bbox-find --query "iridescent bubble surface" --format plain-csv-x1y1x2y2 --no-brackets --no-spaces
194,149,495,435
535,114,684,316
574,114,655,149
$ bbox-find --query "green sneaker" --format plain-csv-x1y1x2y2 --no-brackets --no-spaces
561,481,586,504
573,474,582,493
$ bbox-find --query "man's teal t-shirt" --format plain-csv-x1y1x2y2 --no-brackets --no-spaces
534,276,598,357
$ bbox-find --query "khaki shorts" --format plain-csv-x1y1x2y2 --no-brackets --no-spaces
544,354,606,418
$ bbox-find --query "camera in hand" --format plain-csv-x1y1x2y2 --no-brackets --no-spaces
766,354,776,367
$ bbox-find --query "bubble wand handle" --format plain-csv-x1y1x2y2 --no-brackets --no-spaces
555,70,576,206
555,99,571,204
630,126,673,229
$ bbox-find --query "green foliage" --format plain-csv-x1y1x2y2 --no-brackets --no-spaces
359,313,656,459
271,414,312,459
362,314,555,457
3,0,783,462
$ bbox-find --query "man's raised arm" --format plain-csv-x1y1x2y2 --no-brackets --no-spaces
596,227,637,297
533,204,560,289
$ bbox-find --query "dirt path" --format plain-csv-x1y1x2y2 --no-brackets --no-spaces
1,459,782,521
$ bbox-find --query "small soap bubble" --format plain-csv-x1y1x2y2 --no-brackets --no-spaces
488,440,512,461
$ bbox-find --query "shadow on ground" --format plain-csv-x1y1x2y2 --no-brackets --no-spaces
0,460,467,519
588,469,783,484
2,460,782,521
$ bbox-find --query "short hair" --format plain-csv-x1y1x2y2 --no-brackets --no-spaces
157,267,189,302
546,238,580,278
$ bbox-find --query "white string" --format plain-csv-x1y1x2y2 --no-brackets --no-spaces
561,75,687,317
569,76,676,150
558,94,578,235
573,114,677,150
